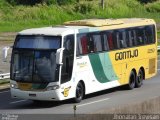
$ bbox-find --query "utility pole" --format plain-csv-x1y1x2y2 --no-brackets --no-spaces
101,0,104,9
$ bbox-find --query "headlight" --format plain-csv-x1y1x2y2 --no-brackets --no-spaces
10,83,18,89
47,85,60,91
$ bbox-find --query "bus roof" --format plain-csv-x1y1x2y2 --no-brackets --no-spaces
64,18,155,27
18,18,155,36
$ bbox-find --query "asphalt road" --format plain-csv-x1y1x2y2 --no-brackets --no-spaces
0,57,160,118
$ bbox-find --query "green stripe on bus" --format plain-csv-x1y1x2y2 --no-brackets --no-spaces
89,53,118,83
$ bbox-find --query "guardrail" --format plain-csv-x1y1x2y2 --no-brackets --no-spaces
0,73,10,80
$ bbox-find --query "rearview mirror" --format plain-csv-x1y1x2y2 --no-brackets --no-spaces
56,48,65,65
2,46,10,62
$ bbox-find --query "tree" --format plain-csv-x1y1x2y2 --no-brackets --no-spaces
101,0,104,9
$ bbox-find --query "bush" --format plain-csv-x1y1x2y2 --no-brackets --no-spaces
6,0,75,5
74,3,93,14
146,1,160,12
57,0,76,5
137,0,158,4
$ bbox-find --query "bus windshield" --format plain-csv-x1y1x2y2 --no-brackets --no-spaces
15,35,61,49
11,35,61,83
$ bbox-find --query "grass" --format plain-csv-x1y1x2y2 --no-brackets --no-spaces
101,97,160,114
69,97,160,120
158,31,160,40
0,0,160,32
0,79,10,85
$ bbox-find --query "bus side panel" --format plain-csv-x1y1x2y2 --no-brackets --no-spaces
75,54,121,95
109,44,157,86
75,45,157,95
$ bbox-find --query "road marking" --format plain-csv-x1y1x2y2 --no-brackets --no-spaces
76,98,110,108
10,100,27,104
0,90,9,94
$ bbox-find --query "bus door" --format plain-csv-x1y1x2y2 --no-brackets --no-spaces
61,35,74,84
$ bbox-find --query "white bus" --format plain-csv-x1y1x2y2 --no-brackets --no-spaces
7,18,157,103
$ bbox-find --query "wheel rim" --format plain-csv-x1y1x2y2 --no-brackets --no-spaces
76,84,83,99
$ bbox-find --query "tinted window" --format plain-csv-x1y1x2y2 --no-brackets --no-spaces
145,25,155,44
102,32,109,51
77,34,88,55
76,25,156,56
90,33,102,52
128,29,137,46
15,36,61,49
136,27,145,45
115,30,127,48
107,32,114,50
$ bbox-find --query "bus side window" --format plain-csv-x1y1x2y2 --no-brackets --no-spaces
136,27,145,45
77,34,88,55
81,36,88,54
77,35,82,55
128,31,132,47
102,33,109,51
132,30,137,46
115,31,120,49
126,29,132,47
122,31,127,48
108,32,114,50
145,25,155,44
61,35,74,84
116,30,127,48
143,29,147,44
91,33,102,52
128,29,137,47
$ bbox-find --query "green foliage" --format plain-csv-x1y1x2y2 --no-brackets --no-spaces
146,1,160,12
57,0,76,5
0,0,160,32
74,3,94,14
6,0,75,5
137,0,158,4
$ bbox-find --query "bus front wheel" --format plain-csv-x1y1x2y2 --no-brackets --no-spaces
74,82,84,103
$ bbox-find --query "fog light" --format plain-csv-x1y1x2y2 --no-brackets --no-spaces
10,83,18,89
47,85,59,91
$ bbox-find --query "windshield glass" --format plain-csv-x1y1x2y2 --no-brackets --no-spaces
11,50,58,83
11,35,61,83
15,36,61,49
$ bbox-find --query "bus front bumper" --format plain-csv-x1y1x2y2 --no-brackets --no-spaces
10,88,63,101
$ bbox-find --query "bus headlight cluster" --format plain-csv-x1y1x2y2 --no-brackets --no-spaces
47,85,60,91
10,83,18,89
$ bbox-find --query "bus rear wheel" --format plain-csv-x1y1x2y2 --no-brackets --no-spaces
74,82,84,103
135,69,144,88
126,71,136,90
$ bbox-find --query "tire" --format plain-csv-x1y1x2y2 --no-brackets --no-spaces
74,82,84,103
135,69,144,88
126,71,136,90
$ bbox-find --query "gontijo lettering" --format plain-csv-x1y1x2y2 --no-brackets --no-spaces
115,49,138,61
